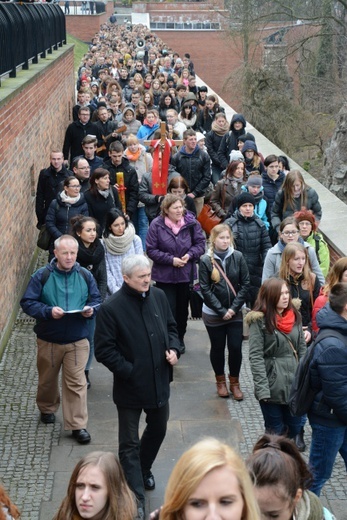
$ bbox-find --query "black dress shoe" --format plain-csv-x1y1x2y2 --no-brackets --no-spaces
143,471,155,490
72,429,91,444
40,413,55,424
294,428,306,452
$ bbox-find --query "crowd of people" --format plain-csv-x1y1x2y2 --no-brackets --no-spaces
7,19,346,520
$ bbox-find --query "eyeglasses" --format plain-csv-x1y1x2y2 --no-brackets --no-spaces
281,231,299,237
68,185,81,189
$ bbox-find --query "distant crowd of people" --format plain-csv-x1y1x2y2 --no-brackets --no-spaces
5,20,345,520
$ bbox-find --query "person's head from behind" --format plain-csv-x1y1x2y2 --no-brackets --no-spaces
329,282,347,316
57,451,136,520
160,437,259,520
278,155,290,172
54,235,79,272
121,255,151,293
168,176,190,198
104,208,128,238
0,484,20,519
247,434,312,520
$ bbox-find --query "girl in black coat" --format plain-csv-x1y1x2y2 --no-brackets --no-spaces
198,94,225,134
84,168,121,234
70,215,107,389
205,112,230,185
199,224,250,400
45,176,89,258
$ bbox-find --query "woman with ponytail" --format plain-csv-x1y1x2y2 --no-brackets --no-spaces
199,224,250,399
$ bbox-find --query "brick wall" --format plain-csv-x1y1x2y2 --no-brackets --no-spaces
66,12,109,41
0,47,75,349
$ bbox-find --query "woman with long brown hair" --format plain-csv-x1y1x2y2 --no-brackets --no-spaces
53,451,136,520
271,170,322,233
247,277,306,438
210,160,246,220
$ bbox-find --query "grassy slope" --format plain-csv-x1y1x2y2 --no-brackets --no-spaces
67,34,89,71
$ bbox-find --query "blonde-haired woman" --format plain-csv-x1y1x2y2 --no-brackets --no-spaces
199,224,250,399
160,438,260,520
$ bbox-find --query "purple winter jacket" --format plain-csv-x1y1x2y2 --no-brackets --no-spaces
146,211,206,284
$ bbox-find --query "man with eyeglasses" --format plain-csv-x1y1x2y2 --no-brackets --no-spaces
130,60,147,78
72,157,91,193
35,149,72,230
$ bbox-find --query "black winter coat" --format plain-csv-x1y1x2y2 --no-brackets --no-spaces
35,165,72,227
94,284,180,408
102,157,139,218
205,130,225,168
217,114,246,170
45,193,89,240
308,304,347,427
261,171,286,212
63,120,98,166
225,211,271,291
199,250,250,317
84,187,121,234
170,147,211,197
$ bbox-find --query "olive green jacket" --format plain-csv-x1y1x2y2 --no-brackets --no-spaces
247,310,307,404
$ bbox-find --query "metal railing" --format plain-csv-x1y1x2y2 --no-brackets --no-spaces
149,21,221,30
0,2,66,84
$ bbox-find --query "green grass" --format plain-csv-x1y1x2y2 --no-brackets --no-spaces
67,34,89,71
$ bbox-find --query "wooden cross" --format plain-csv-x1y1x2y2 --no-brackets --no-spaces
144,121,183,195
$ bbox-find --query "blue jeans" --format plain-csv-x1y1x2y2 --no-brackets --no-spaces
309,422,347,496
132,206,148,251
259,401,302,438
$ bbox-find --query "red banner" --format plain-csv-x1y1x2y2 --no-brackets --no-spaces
151,139,173,195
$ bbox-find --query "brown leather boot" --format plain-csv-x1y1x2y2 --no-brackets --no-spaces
229,376,243,401
215,375,229,398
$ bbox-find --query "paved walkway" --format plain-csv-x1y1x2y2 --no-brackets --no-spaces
0,256,346,519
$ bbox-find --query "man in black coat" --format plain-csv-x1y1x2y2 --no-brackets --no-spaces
35,150,72,229
170,128,211,216
63,106,97,168
94,255,180,518
102,141,139,220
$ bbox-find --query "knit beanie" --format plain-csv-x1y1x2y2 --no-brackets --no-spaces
247,176,263,187
195,132,205,143
294,208,317,231
229,150,244,162
237,192,256,208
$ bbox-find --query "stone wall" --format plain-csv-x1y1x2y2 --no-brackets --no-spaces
0,46,75,355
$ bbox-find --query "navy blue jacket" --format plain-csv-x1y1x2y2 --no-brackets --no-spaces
20,261,101,344
308,304,347,427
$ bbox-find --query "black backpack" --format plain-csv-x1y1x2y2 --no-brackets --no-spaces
288,328,347,417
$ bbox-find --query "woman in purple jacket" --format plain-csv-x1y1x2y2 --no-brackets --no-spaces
146,194,205,353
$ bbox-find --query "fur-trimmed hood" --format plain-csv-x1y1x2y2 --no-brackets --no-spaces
245,298,302,325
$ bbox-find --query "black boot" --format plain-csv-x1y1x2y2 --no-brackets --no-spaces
294,428,306,452
85,370,91,390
